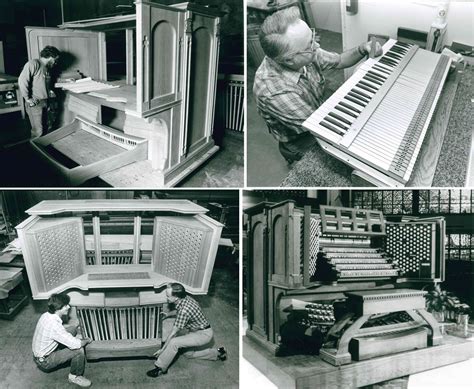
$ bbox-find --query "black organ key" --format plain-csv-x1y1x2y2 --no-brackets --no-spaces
359,79,380,91
367,70,386,81
324,116,349,131
364,74,384,85
319,120,345,136
348,91,369,103
339,101,361,114
335,104,358,118
355,84,376,96
373,64,390,75
385,52,402,61
346,94,367,107
328,111,352,125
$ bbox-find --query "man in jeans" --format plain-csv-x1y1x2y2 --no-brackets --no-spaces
32,293,92,387
18,45,60,138
146,283,227,378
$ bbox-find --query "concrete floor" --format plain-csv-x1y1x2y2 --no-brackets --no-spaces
247,29,344,187
0,262,239,389
0,112,244,188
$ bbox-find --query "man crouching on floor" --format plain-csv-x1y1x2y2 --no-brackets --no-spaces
32,293,92,387
146,282,227,378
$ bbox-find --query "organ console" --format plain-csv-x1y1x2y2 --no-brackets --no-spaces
16,199,223,359
303,39,452,187
245,201,446,366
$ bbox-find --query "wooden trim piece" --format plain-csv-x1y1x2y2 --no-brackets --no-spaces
126,29,134,85
26,199,209,215
244,333,474,389
92,214,102,265
133,215,141,264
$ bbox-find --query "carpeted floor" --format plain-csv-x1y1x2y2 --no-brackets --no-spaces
432,64,474,186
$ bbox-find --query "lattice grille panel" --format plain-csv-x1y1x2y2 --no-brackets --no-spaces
77,305,162,341
86,250,134,265
386,224,432,277
309,216,320,277
159,222,204,285
35,222,82,290
225,76,244,132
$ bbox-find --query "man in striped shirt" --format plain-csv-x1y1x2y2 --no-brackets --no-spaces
146,283,227,378
32,293,92,387
253,7,382,163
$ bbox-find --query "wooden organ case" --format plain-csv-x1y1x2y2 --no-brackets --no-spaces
16,200,223,359
24,0,220,186
245,201,446,366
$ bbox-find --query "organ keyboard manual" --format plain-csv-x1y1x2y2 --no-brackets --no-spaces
303,39,452,187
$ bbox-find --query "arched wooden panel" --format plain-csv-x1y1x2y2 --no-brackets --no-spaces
251,221,266,335
151,21,176,99
272,215,286,277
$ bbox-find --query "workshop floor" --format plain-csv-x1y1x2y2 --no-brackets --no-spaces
247,29,344,187
0,263,239,389
0,112,244,188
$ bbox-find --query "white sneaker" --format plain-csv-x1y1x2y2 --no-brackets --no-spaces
68,374,92,387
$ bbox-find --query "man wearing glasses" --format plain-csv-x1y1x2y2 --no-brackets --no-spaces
32,293,92,387
253,7,383,163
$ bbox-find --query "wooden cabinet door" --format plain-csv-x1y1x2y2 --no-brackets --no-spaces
152,215,222,294
25,27,106,80
18,217,86,299
136,2,185,115
184,12,219,155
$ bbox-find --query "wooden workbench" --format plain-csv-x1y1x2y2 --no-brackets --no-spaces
0,73,25,119
281,64,473,187
243,332,474,389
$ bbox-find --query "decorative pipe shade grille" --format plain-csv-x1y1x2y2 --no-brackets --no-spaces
36,221,83,290
77,305,163,341
86,250,134,265
225,75,244,132
309,216,321,277
386,223,433,277
158,222,204,286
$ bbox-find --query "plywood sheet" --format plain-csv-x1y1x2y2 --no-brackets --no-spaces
52,130,124,165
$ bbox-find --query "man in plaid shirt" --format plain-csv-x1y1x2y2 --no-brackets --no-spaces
146,283,226,378
253,7,382,163
32,293,92,387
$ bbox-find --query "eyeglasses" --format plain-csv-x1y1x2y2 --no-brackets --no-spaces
277,28,320,61
298,28,320,55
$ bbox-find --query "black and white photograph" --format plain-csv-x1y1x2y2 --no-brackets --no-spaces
247,0,473,187
0,0,244,187
0,189,239,388
242,189,473,388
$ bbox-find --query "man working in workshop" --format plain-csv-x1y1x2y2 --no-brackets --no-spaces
32,293,92,387
146,282,227,378
253,7,383,163
18,45,60,138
